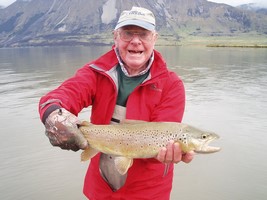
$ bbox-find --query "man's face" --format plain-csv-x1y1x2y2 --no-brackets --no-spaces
114,25,158,76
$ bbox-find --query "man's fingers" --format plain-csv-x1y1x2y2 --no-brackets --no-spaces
74,131,89,150
165,140,184,163
173,142,182,163
182,151,195,163
156,147,167,162
156,141,195,164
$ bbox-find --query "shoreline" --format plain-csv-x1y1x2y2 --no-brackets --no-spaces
1,34,266,48
206,44,267,48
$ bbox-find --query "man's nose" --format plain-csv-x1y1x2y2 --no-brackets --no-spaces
130,34,142,43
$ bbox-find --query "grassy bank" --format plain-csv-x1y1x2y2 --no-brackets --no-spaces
155,33,267,48
206,44,267,48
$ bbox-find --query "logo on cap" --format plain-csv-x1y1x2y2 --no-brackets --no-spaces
115,7,156,31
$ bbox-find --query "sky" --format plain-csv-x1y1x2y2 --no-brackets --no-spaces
208,0,267,7
0,0,267,8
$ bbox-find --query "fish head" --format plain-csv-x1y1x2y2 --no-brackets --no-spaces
181,125,221,153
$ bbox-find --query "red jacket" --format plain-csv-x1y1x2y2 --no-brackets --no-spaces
39,48,185,200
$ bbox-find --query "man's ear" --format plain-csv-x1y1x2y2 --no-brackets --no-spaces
153,32,159,41
113,31,118,40
113,31,118,46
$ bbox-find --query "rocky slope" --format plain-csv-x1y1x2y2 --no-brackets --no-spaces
0,0,266,47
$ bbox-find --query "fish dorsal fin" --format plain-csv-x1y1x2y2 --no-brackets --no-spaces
114,157,133,175
81,147,99,161
120,119,147,124
79,121,91,126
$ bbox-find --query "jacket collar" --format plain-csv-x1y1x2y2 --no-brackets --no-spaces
114,47,154,77
89,46,168,78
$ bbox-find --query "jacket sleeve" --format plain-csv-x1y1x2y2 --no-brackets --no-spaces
38,64,97,123
150,72,185,123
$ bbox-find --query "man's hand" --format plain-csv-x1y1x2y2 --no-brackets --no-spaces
156,140,194,164
44,108,89,151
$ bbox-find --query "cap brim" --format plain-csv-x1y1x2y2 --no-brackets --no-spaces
115,19,155,31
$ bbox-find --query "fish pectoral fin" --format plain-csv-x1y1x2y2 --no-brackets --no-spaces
114,157,133,175
81,147,99,161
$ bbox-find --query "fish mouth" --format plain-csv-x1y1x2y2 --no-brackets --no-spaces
194,137,221,154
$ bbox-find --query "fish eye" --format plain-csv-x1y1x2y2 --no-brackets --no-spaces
201,134,207,139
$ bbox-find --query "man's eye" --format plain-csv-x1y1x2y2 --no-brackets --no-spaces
125,31,132,36
140,32,147,37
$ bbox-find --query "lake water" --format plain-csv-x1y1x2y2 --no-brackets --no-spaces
0,46,266,200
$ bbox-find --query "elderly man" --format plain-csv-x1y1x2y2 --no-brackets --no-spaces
39,6,194,200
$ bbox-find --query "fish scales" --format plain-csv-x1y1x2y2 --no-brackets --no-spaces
79,121,220,157
78,120,220,175
80,122,184,158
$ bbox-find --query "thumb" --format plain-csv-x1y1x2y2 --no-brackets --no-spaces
75,130,89,150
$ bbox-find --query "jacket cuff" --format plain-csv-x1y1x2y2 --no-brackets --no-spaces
41,104,61,124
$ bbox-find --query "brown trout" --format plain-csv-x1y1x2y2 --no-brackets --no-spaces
79,120,220,175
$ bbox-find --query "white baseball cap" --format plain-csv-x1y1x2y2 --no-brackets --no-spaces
114,7,156,31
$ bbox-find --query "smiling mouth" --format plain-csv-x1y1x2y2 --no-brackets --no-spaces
129,50,143,54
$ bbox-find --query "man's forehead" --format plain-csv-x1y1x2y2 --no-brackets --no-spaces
120,25,150,31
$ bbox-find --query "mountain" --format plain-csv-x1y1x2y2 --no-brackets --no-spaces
237,3,267,15
0,0,266,47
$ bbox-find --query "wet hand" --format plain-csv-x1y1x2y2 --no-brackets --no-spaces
44,108,89,151
156,140,194,164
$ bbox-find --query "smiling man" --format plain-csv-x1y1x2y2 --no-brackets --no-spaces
113,7,158,76
39,6,194,200
114,25,156,75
